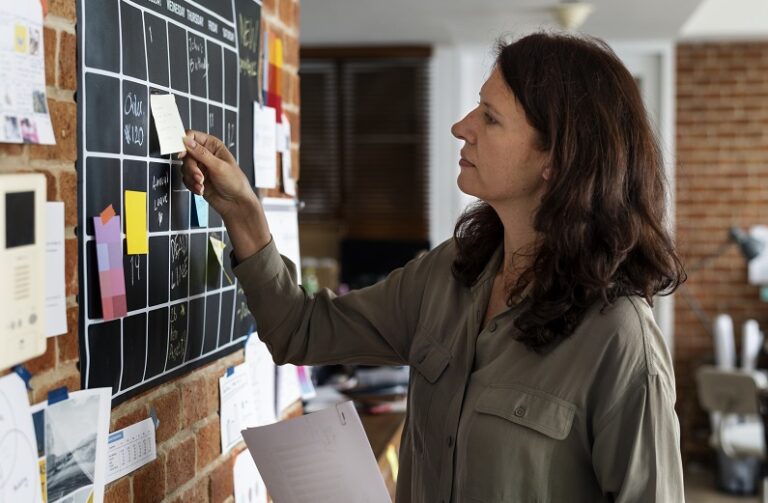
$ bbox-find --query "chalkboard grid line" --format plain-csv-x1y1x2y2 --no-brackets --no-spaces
82,68,239,116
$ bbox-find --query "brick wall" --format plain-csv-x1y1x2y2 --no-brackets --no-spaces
0,1,300,501
675,41,768,465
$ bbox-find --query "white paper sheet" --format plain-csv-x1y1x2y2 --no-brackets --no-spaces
150,94,186,155
241,401,390,503
277,364,303,416
282,150,296,196
105,417,157,483
276,113,290,154
0,374,44,503
45,202,67,337
233,449,268,503
244,334,277,426
262,197,301,284
253,104,277,188
30,387,111,503
220,363,260,454
748,225,768,285
0,0,55,144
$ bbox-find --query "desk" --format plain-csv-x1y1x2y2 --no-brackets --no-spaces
360,412,406,500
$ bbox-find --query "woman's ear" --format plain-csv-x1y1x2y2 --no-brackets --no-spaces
541,165,553,182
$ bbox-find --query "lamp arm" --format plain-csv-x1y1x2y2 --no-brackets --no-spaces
686,240,735,273
678,282,714,337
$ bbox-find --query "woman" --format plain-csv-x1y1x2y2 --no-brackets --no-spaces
180,32,686,502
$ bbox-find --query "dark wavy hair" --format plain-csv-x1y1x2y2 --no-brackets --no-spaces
452,32,686,351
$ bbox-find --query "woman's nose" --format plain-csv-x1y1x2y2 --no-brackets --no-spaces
451,112,473,143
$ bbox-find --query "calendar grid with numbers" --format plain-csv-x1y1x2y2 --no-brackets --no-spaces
77,0,261,405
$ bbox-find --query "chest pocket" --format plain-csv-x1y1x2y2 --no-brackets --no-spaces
408,335,451,458
475,383,576,440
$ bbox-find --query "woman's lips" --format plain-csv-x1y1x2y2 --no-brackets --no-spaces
459,158,475,168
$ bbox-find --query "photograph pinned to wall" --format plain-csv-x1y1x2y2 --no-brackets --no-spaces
0,374,44,503
0,0,54,144
30,387,111,503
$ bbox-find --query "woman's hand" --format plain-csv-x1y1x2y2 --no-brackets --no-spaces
179,130,254,219
179,130,271,259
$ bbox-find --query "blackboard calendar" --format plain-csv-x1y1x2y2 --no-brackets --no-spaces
77,0,262,404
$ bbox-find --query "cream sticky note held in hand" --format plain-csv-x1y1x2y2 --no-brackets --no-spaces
150,94,186,154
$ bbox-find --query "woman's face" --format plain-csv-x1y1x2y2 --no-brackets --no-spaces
451,68,549,209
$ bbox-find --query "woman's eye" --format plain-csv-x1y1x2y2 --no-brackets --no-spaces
483,112,497,125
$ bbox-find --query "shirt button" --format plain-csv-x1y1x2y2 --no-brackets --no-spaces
514,406,527,417
447,435,454,447
489,321,497,332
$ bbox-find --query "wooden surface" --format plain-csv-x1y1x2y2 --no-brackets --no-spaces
360,412,406,501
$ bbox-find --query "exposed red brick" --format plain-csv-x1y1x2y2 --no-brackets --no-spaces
104,477,131,503
48,0,76,21
24,337,56,374
166,435,196,492
152,387,182,443
133,453,167,503
44,27,56,87
209,456,235,503
65,237,78,297
58,31,77,90
111,404,148,432
195,417,221,471
170,476,209,503
59,169,77,227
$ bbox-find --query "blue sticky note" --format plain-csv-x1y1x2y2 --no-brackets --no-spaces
47,386,69,405
191,194,208,227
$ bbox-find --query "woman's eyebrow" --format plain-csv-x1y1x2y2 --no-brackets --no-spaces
481,100,500,115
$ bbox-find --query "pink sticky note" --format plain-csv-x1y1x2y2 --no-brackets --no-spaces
93,214,128,320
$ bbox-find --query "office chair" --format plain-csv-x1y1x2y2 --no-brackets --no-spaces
696,365,767,499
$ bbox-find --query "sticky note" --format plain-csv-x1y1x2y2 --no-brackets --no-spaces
94,210,127,320
150,94,186,155
209,236,232,284
191,194,208,227
125,191,148,254
100,203,116,224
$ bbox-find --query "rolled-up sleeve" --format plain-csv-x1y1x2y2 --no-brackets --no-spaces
233,238,437,367
591,372,685,502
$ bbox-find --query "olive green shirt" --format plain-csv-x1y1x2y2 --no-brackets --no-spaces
233,238,684,502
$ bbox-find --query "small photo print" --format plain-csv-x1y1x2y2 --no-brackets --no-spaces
20,117,39,143
14,24,28,53
29,27,40,56
32,90,47,113
4,116,21,141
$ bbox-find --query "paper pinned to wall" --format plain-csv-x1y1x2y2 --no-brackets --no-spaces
253,104,277,188
125,190,148,255
245,333,277,426
0,373,44,503
30,387,112,503
220,363,260,454
105,417,157,483
45,202,67,337
150,94,186,155
261,197,301,284
277,364,302,415
0,0,55,144
234,450,268,503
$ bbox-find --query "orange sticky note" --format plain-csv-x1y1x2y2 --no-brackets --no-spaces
100,204,116,224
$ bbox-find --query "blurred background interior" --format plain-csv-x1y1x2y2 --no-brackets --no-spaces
296,0,768,500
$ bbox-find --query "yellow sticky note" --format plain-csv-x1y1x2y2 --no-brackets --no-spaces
125,190,148,255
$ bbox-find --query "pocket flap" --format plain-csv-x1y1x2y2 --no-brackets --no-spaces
475,384,576,440
410,337,451,383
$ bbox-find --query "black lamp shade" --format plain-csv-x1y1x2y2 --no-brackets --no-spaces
729,227,765,261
